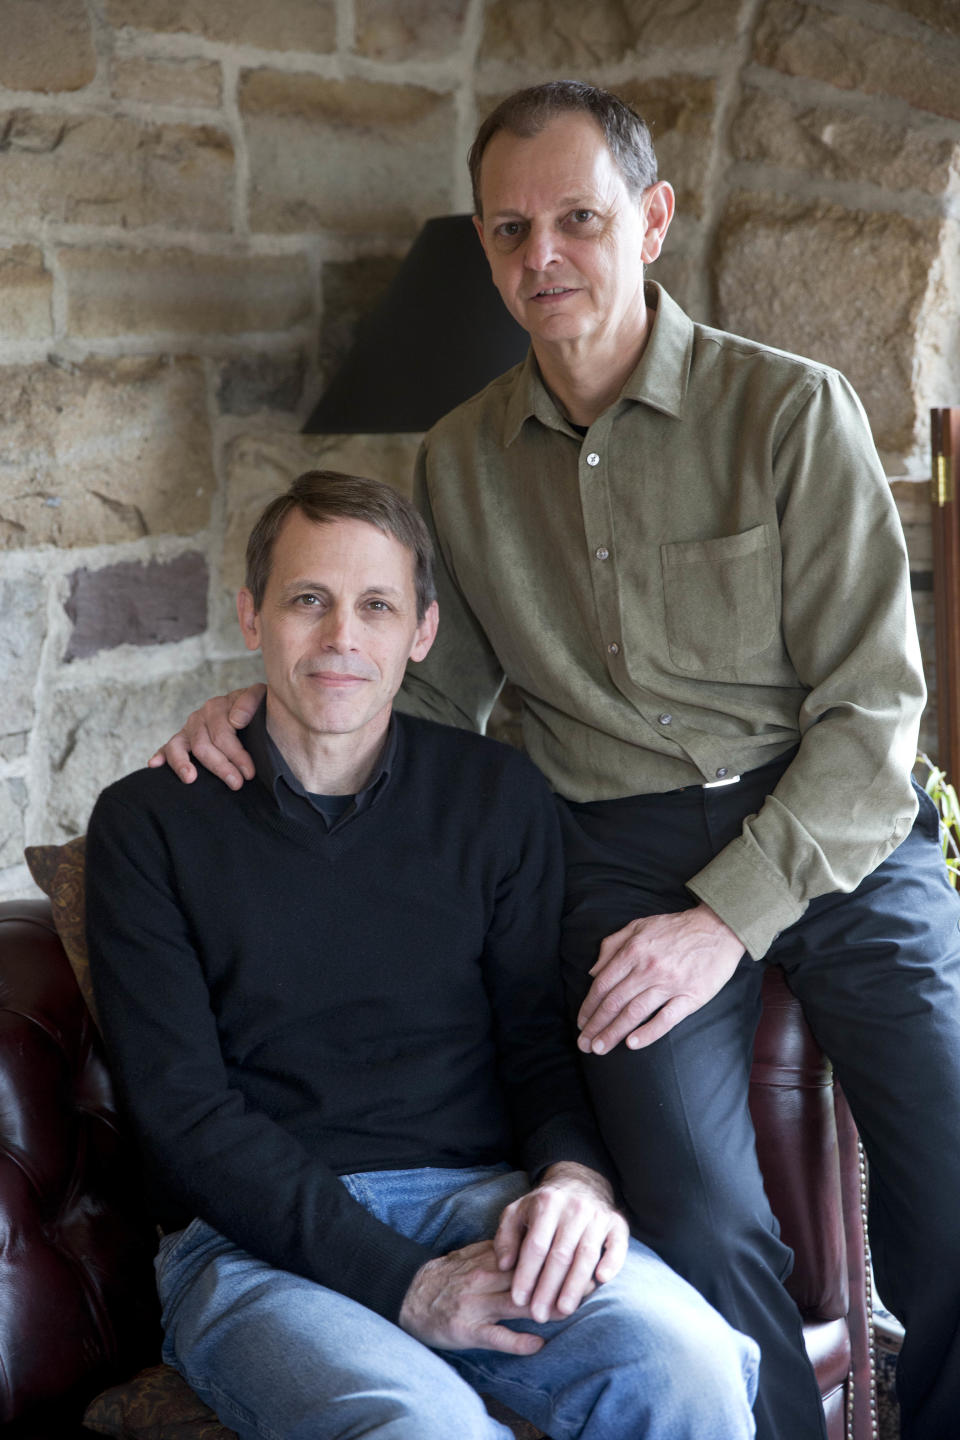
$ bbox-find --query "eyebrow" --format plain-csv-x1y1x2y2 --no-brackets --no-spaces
487,198,600,224
277,579,406,599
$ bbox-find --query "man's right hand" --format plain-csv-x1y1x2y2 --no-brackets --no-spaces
398,1241,544,1355
148,684,266,788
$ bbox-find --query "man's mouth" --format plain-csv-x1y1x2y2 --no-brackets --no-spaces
308,670,368,685
532,285,575,299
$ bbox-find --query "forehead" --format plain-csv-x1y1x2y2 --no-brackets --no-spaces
268,510,416,589
479,112,626,211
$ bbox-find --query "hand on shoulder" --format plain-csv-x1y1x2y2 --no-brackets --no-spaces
149,684,265,788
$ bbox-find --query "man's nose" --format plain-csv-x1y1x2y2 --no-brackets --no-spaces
523,222,561,272
320,605,359,649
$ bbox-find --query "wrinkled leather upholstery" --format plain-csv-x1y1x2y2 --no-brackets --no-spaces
751,967,875,1437
0,901,158,1427
0,898,873,1438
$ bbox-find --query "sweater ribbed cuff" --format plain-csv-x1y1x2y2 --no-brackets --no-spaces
523,1115,619,1191
340,1223,436,1325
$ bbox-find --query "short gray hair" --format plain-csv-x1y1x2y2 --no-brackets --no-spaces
468,80,657,215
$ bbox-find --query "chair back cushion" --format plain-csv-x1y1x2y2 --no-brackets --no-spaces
750,967,848,1320
0,901,159,1423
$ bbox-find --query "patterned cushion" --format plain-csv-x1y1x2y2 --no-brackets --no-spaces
484,1394,546,1437
82,1362,544,1439
83,1364,237,1440
24,835,95,1024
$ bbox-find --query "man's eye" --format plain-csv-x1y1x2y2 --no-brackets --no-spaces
365,599,391,613
570,209,594,224
296,594,321,606
493,221,526,249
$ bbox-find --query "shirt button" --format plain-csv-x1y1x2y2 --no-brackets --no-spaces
607,641,620,655
595,545,609,561
716,767,728,778
586,452,600,467
659,713,672,726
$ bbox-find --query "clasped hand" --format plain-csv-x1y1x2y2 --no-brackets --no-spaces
397,1163,628,1353
577,904,745,1055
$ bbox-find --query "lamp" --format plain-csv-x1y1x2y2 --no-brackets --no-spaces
303,214,529,434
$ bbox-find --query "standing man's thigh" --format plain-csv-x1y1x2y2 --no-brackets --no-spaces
563,925,821,1440
559,786,788,1273
558,781,827,1440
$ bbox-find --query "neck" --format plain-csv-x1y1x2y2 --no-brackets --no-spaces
532,290,654,428
265,699,390,795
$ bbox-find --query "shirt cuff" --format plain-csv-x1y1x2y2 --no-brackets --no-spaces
686,832,807,960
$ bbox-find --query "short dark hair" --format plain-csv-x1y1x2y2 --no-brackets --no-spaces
244,470,436,621
468,80,657,216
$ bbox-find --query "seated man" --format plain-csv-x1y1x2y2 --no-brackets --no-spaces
85,471,758,1440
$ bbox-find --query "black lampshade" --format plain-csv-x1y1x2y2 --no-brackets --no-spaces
303,214,529,434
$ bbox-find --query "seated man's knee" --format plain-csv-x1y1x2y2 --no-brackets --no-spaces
579,1255,760,1437
219,1365,500,1440
612,1309,759,1438
324,1388,496,1440
366,1376,508,1440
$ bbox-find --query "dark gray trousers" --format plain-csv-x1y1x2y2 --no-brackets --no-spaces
559,756,960,1440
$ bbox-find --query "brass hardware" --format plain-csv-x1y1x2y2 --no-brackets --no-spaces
933,452,954,506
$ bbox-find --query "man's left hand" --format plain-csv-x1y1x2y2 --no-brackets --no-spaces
493,1162,629,1323
577,903,744,1055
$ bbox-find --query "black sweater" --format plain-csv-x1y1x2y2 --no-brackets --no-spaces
86,713,611,1322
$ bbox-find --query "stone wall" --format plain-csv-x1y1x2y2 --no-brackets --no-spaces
2,0,959,897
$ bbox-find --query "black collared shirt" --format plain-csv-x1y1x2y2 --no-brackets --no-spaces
244,699,395,832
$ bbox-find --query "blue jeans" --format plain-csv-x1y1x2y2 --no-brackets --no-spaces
156,1164,759,1440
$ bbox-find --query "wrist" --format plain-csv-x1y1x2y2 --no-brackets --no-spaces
397,1259,433,1334
540,1161,614,1204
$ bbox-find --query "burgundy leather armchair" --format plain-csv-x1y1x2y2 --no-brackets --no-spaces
0,896,874,1439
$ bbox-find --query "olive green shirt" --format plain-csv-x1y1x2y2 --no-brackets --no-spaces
399,282,925,959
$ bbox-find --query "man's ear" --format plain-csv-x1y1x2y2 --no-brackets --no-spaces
640,181,675,266
237,589,261,653
410,600,439,663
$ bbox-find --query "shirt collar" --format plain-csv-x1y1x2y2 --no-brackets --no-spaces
502,348,565,447
501,280,694,447
244,697,396,823
618,282,694,417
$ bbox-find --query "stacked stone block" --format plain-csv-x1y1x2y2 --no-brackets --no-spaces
1,0,958,896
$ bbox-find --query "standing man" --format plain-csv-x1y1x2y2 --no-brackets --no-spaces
155,84,960,1440
89,471,759,1440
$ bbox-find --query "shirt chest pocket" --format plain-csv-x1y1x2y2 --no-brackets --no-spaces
660,524,777,672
